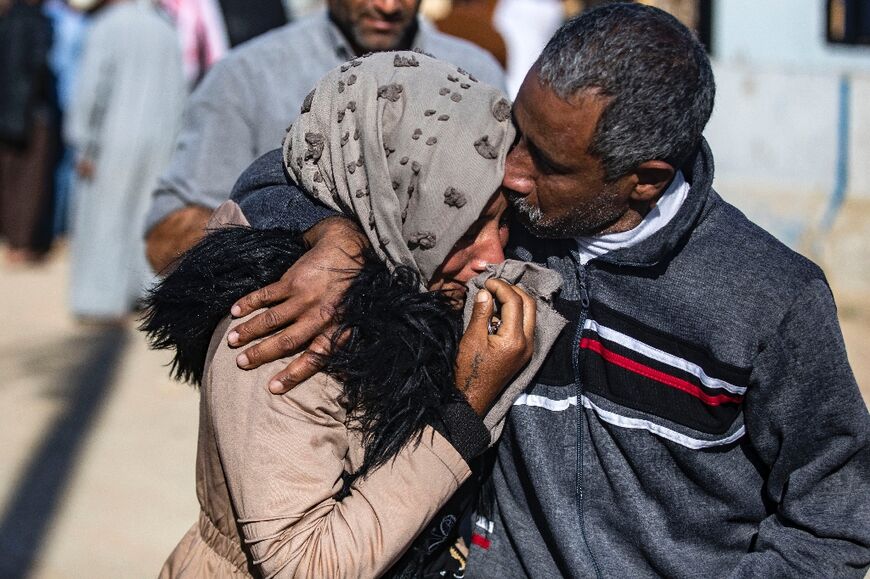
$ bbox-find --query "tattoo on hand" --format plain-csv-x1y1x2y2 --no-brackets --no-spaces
463,353,482,391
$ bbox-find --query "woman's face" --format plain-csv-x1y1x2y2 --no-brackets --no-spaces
428,191,510,304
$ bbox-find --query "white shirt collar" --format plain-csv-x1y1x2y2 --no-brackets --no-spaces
575,170,689,265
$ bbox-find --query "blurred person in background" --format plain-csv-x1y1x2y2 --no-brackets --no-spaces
143,0,506,273
0,0,58,265
492,0,564,97
160,0,228,87
66,0,185,323
44,0,89,237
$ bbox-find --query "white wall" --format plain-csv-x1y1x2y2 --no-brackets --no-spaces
713,0,870,73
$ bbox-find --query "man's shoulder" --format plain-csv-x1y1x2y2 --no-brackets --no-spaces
213,12,329,73
703,193,825,285
419,24,505,89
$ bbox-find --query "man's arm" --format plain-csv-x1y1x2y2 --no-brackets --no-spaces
145,205,213,273
144,54,261,272
729,278,870,577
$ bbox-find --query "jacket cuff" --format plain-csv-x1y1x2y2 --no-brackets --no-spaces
431,400,490,463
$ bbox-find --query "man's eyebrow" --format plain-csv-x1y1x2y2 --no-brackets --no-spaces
526,135,571,173
511,108,572,173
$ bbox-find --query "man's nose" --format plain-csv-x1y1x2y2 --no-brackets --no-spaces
503,143,534,196
372,0,403,14
470,235,505,272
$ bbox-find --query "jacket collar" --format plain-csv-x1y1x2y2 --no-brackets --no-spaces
591,138,716,269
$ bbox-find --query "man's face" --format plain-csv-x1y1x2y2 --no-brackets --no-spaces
503,67,636,239
328,0,421,54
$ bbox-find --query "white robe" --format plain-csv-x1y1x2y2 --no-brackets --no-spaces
67,0,186,318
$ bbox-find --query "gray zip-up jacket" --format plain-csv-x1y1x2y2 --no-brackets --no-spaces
231,142,870,578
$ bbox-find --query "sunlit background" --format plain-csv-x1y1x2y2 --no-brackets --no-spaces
1,0,868,576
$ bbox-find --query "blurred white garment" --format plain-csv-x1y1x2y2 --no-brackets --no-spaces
161,0,228,86
66,1,187,319
493,0,564,97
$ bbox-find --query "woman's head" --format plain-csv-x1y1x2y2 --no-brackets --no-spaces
283,50,515,292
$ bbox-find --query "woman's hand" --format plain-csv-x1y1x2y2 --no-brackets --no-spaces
455,279,536,416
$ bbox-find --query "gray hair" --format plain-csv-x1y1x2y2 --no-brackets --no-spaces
537,3,715,181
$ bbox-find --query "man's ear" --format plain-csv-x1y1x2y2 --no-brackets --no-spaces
630,160,675,203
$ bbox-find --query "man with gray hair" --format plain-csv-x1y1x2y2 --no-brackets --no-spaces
217,4,870,576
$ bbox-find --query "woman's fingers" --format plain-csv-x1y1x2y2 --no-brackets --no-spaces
484,279,525,338
518,288,537,346
466,288,494,338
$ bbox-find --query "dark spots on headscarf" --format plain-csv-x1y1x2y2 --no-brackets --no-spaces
394,54,420,67
355,188,369,198
337,80,345,93
469,74,478,82
341,132,350,146
457,67,468,75
451,93,462,103
408,232,437,250
411,161,421,174
337,110,345,122
353,128,360,141
384,144,396,157
426,136,437,145
460,83,471,89
347,74,357,85
392,180,401,191
444,187,467,208
424,109,436,116
439,88,450,96
347,162,357,175
437,114,449,121
401,207,408,223
351,59,362,67
285,123,293,134
369,212,376,228
407,184,416,195
356,156,364,167
474,135,498,159
377,83,404,102
412,47,436,58
447,74,459,82
399,156,409,165
304,133,325,162
295,155,303,168
381,238,391,247
412,128,422,140
313,171,323,183
340,64,350,72
301,89,315,113
311,187,320,198
347,101,356,112
493,98,511,122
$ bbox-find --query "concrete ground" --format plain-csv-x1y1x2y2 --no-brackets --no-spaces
0,244,868,578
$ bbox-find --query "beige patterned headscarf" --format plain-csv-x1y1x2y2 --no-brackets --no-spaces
282,50,515,282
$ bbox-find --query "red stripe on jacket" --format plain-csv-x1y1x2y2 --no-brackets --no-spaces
580,337,743,406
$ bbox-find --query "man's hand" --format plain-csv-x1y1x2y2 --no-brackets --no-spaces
145,205,213,273
228,217,367,394
76,157,96,180
456,279,536,416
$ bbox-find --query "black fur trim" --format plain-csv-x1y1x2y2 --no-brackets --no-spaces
140,226,463,479
326,253,463,477
139,226,306,385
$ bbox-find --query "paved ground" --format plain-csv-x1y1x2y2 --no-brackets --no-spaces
0,244,868,578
